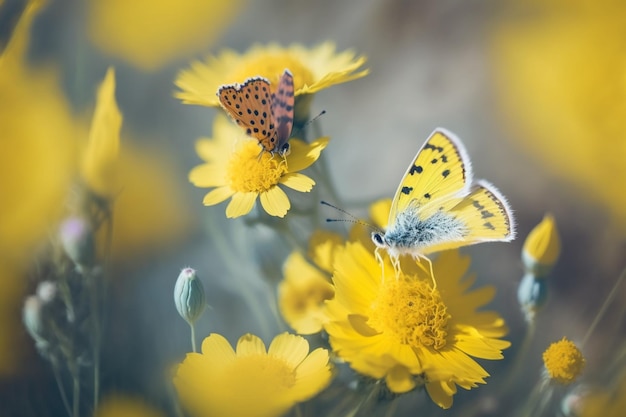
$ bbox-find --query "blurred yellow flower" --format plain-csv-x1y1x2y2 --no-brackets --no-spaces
542,337,585,385
174,332,332,417
279,251,334,334
95,395,165,417
88,0,245,71
324,244,510,409
492,0,626,231
175,42,368,123
81,67,121,197
189,114,329,218
522,213,561,276
581,372,626,417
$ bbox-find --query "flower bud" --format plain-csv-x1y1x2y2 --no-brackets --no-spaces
517,272,548,322
59,217,95,268
23,295,47,348
36,281,57,303
522,213,561,276
174,268,206,325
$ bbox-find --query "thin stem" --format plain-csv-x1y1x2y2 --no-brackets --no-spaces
72,367,80,417
581,267,626,349
190,322,197,353
51,360,72,417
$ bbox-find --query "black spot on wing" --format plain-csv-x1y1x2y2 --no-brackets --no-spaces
484,222,495,230
442,169,450,178
410,165,423,175
481,210,494,219
401,186,413,195
472,200,485,210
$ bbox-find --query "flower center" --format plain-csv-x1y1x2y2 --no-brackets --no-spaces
542,337,586,385
368,276,450,350
232,53,315,93
227,141,287,193
227,355,297,390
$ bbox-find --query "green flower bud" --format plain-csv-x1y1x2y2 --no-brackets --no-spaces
174,268,206,325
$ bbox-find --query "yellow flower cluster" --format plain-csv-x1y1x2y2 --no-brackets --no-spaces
278,201,511,409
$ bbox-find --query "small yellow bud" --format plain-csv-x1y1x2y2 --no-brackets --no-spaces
543,337,585,385
174,268,206,325
522,213,561,276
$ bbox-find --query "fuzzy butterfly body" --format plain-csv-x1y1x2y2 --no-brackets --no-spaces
372,128,515,264
217,69,295,156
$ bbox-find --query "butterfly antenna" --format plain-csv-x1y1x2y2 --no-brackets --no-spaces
291,110,326,136
302,110,326,129
320,201,379,232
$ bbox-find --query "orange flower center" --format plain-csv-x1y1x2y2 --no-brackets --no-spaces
368,276,450,350
227,141,287,193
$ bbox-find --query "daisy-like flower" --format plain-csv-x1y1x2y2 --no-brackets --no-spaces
324,243,510,409
189,115,329,218
174,332,333,417
174,42,368,123
278,231,341,334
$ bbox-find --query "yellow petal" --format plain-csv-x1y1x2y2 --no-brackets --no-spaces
369,199,392,229
287,137,329,172
279,173,315,192
202,186,235,206
385,365,416,393
81,67,122,197
268,333,309,367
426,381,455,409
236,333,267,357
259,186,290,218
225,192,257,218
189,164,226,187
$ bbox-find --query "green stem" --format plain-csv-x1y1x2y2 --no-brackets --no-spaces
72,367,80,417
51,360,72,417
581,267,626,349
499,320,536,395
190,322,197,353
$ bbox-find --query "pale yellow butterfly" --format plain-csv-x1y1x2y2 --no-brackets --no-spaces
371,128,516,276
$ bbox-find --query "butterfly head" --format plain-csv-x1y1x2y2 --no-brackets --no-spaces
278,142,291,157
371,231,388,248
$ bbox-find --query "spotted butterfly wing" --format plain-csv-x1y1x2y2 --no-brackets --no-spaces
373,128,515,260
270,69,295,156
217,77,277,154
388,128,472,224
416,180,515,254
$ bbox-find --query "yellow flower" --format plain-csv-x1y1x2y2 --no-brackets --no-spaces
174,332,333,417
522,213,561,276
189,114,329,218
491,0,626,232
278,231,340,334
95,395,165,417
88,0,245,71
175,42,368,123
81,67,121,197
324,244,510,409
542,337,585,385
581,372,626,417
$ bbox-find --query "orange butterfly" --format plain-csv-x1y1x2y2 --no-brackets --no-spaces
217,69,295,157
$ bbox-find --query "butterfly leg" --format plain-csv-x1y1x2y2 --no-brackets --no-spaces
416,254,437,291
374,247,385,284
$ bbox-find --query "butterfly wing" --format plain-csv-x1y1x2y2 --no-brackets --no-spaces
419,180,516,254
270,69,295,156
388,128,474,225
217,77,277,152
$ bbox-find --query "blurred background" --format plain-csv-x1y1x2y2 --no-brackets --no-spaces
1,0,624,415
